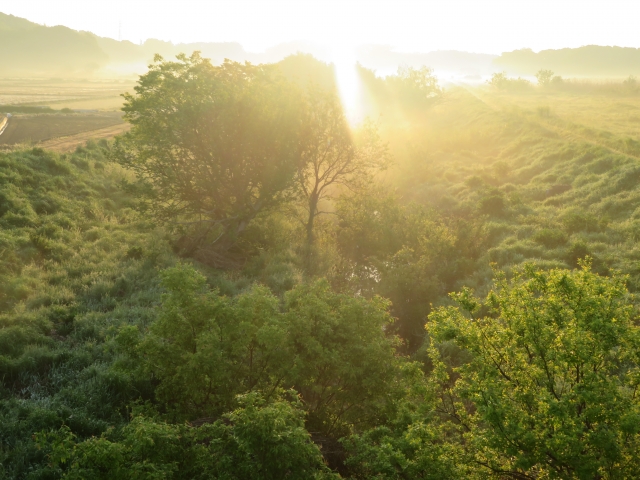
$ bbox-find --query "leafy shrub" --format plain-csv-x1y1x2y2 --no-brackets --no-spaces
532,228,567,248
561,210,608,233
428,263,640,479
37,392,337,480
478,194,506,216
125,263,403,437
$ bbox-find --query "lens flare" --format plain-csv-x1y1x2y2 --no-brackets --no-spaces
331,46,361,125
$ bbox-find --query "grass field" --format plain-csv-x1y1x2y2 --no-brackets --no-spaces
0,78,133,110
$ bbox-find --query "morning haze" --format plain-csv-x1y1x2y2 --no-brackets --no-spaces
2,3,640,479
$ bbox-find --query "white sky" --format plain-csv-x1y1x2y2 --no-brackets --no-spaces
0,0,638,54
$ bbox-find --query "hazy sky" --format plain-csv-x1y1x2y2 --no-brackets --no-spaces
0,0,638,54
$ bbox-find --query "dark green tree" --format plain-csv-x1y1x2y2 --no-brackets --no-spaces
335,187,485,349
119,263,405,437
115,52,304,265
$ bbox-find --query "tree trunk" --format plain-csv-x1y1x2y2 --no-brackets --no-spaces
189,200,266,269
305,194,319,274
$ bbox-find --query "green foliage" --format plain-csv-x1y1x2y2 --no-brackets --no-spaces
296,85,389,271
0,145,175,479
357,64,442,119
478,192,507,216
532,227,568,248
277,53,337,90
343,423,464,480
428,263,640,478
7,52,640,479
115,52,305,258
336,187,485,348
37,392,336,480
387,66,442,107
125,263,403,437
341,362,467,480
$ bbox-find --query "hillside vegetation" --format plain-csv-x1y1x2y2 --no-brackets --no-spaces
495,45,640,76
2,54,640,479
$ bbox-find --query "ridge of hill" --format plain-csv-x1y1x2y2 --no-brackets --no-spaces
495,45,640,76
0,13,107,75
3,11,640,79
0,13,255,77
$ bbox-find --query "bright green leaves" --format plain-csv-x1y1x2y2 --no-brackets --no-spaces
428,262,640,479
220,392,335,480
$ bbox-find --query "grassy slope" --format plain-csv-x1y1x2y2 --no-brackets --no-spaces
384,86,640,293
0,142,176,478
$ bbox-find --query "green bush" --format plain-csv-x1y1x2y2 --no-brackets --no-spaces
532,228,568,248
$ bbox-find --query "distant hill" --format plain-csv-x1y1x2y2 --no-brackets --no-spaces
494,46,640,77
3,12,640,80
0,12,499,79
0,13,256,77
0,13,108,75
356,45,497,76
93,36,251,75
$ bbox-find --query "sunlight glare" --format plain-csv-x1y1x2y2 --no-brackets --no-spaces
331,46,362,125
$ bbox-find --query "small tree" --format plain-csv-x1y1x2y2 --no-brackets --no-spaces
385,66,442,110
536,69,554,87
296,87,389,269
114,52,304,264
488,71,509,89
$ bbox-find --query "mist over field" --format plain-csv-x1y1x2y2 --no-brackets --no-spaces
3,4,640,479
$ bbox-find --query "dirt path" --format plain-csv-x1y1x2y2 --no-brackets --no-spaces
38,123,130,152
0,116,8,136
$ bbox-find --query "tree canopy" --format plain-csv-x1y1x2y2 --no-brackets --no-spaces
428,261,640,479
115,53,305,263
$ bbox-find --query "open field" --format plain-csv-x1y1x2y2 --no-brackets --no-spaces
0,112,124,146
0,78,131,148
0,78,133,110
